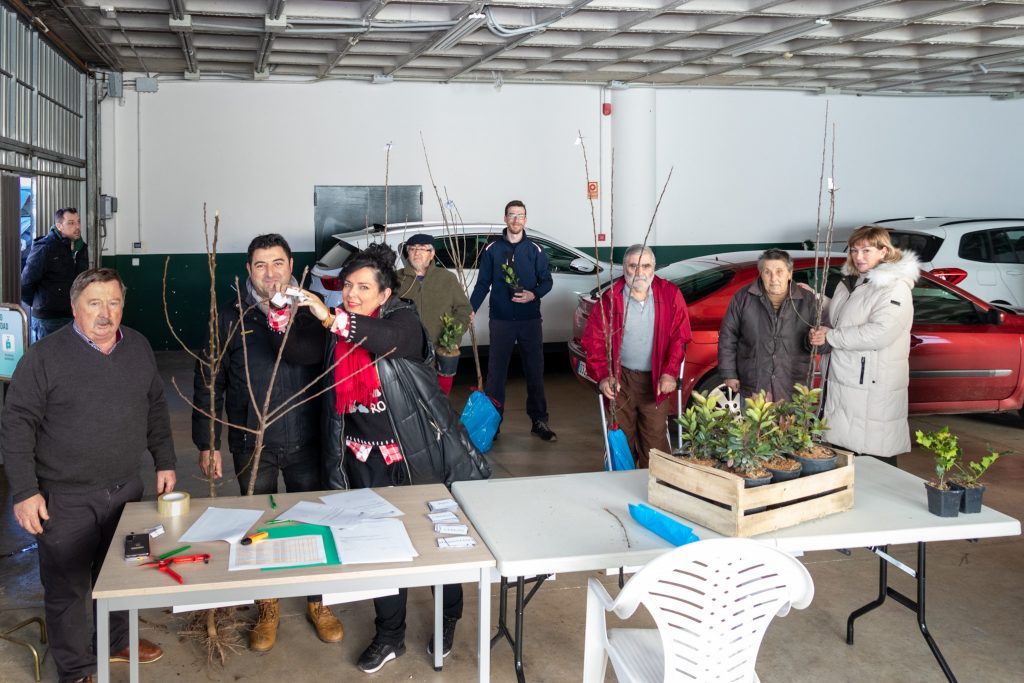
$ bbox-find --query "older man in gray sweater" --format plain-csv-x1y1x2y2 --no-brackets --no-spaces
2,268,176,683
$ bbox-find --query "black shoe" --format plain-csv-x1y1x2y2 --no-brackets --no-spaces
531,421,557,442
357,640,406,673
425,618,457,658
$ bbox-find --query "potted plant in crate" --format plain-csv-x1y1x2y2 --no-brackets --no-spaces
783,384,837,475
501,263,524,297
915,427,963,517
723,392,777,488
435,312,464,378
675,391,730,465
951,445,1000,514
764,413,802,482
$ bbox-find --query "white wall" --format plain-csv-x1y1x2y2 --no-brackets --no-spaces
100,79,603,255
656,89,1024,245
99,79,1024,256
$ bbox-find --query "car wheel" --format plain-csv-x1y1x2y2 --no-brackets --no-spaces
693,369,724,403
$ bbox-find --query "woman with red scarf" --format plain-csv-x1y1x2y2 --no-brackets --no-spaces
272,242,489,674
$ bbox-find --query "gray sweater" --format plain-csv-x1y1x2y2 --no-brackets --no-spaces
1,324,176,503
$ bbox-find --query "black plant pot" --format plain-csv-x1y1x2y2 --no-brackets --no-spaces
791,452,838,476
509,286,524,298
950,482,985,514
436,352,460,377
766,462,802,483
743,473,772,515
925,483,962,518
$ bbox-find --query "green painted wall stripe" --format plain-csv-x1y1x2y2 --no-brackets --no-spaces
104,251,316,351
106,242,799,350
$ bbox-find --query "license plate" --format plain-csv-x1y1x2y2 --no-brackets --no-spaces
576,359,589,380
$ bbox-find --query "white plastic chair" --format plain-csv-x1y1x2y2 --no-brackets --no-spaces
583,538,814,683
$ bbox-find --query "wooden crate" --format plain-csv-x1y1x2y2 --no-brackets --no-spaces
647,448,855,537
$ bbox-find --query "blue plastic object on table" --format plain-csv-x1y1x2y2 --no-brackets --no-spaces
629,503,700,546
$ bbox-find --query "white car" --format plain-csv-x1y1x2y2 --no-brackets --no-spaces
310,222,622,348
874,217,1024,306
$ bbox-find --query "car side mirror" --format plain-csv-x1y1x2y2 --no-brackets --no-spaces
982,307,1004,325
569,257,596,274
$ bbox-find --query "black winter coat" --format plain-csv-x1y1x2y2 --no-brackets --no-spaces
279,296,490,489
191,292,323,454
20,228,89,318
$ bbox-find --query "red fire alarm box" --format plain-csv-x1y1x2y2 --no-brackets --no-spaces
587,181,598,199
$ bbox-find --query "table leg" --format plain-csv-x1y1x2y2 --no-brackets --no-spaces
846,543,958,683
433,584,443,671
129,607,139,683
96,600,109,683
490,575,550,683
513,577,526,683
478,569,491,683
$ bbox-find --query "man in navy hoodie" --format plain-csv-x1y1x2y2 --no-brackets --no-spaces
470,200,557,441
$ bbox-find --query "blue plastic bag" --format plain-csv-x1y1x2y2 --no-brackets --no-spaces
606,428,636,471
629,503,700,546
460,389,501,454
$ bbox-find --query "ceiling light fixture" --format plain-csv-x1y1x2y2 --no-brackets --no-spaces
426,13,486,54
727,18,831,58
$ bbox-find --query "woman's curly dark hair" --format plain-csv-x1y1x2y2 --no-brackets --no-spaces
340,241,400,291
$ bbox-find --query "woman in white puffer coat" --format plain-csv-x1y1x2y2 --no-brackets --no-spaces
809,226,920,461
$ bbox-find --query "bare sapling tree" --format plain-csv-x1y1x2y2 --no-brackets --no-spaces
162,207,395,664
420,133,485,388
806,103,839,386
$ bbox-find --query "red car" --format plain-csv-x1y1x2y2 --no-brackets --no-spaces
568,251,1024,419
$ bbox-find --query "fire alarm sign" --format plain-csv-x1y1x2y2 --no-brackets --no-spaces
587,181,598,199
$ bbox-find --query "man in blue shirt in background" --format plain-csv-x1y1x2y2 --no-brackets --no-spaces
470,200,557,441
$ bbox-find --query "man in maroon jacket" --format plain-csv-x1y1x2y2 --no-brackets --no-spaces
582,244,692,467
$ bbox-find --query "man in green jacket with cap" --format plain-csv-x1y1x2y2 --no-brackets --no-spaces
396,233,472,394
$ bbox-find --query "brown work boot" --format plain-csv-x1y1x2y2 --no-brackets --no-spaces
109,639,163,663
250,599,280,652
306,600,344,643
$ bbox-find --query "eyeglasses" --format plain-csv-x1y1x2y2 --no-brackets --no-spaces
407,246,434,253
505,213,527,221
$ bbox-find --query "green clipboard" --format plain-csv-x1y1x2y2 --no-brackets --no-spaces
257,523,340,571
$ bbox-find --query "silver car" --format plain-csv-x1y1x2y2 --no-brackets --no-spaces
310,222,621,348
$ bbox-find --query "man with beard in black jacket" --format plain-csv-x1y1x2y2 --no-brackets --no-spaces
191,233,343,652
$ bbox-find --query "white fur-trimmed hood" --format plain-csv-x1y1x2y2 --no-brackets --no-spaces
841,250,921,289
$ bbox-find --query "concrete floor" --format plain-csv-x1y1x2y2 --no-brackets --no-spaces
1,350,1022,682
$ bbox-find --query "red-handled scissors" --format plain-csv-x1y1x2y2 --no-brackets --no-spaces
141,553,211,584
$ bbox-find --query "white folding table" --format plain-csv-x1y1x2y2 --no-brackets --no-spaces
93,484,495,683
453,458,1020,683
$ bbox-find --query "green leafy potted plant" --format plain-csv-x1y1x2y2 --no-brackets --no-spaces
723,391,777,488
501,262,524,297
764,413,802,482
782,384,837,475
950,448,1000,514
675,391,730,465
435,313,464,377
915,427,963,517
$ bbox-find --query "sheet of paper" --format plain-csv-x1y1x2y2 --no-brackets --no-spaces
320,488,403,518
427,498,459,512
228,535,327,571
172,600,254,613
322,589,399,606
330,518,418,565
275,500,365,528
179,507,264,543
427,511,460,524
437,536,476,549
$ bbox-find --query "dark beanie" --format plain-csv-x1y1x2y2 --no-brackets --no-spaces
406,233,435,247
